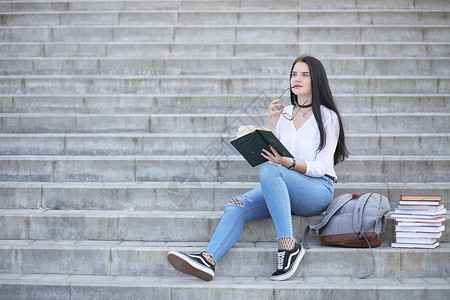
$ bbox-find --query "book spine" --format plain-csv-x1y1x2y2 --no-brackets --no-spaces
393,208,446,215
395,225,445,233
401,194,442,201
391,242,439,249
396,238,437,244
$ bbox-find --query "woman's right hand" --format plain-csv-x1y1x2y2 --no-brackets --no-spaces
267,99,283,131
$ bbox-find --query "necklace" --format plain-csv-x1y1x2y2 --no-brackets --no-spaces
290,100,312,119
300,108,312,118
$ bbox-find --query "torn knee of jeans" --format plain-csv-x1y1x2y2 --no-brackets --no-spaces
226,198,244,207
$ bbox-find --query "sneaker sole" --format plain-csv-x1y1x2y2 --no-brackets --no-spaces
270,246,305,281
167,251,214,281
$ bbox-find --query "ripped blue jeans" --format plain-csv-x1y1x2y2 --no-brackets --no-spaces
205,162,334,262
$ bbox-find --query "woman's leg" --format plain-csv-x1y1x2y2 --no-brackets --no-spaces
205,186,271,263
168,163,333,281
259,162,334,241
259,162,334,280
167,186,271,281
206,163,334,261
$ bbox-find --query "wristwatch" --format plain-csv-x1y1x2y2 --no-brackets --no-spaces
288,158,296,170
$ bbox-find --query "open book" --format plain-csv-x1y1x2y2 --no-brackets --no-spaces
230,125,293,167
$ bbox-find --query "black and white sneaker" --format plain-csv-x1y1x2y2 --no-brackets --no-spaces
270,243,305,281
167,250,215,281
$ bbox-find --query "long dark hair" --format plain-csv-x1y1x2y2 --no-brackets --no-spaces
289,55,349,165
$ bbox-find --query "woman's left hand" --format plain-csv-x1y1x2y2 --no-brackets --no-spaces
261,145,287,166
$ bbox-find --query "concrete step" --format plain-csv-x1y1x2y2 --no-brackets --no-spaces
0,113,448,134
0,155,448,183
0,133,448,156
1,94,448,114
1,0,449,11
2,274,450,300
1,209,448,243
2,10,449,26
1,208,446,245
1,75,449,95
0,181,448,212
0,209,318,241
0,240,449,278
1,25,449,43
0,274,449,300
1,42,448,58
1,57,449,76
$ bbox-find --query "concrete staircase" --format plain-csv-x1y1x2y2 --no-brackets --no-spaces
0,0,449,299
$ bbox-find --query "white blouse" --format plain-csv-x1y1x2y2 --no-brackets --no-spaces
275,105,340,179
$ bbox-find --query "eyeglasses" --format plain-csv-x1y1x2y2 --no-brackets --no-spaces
277,87,298,121
277,87,313,121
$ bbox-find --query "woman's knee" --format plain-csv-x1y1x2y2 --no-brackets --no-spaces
223,195,251,220
224,193,270,222
223,187,268,216
259,162,280,182
226,197,244,207
225,194,254,209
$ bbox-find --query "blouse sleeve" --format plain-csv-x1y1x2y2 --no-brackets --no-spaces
304,109,340,177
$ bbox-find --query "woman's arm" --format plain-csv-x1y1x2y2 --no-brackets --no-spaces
261,146,307,174
262,109,339,176
267,99,284,134
304,111,340,177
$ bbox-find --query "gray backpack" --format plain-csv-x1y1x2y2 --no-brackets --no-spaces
302,193,391,278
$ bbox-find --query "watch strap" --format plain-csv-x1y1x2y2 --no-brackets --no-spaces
288,158,296,169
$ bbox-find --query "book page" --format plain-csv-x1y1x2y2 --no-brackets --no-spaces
233,125,270,139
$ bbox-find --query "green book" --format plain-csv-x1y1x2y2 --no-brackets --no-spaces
230,126,293,167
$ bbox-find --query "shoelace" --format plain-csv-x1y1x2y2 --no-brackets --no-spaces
276,251,286,270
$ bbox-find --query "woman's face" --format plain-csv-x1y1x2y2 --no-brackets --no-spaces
290,61,312,101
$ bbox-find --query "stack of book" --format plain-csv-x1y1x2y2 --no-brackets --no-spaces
391,194,446,249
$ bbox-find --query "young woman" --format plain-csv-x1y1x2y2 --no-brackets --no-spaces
167,55,348,281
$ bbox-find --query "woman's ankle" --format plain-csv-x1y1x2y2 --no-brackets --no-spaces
277,237,296,251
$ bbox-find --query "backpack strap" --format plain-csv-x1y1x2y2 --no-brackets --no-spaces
302,226,312,249
302,193,354,249
376,193,390,235
354,193,380,279
352,193,373,234
358,233,376,279
356,218,377,279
